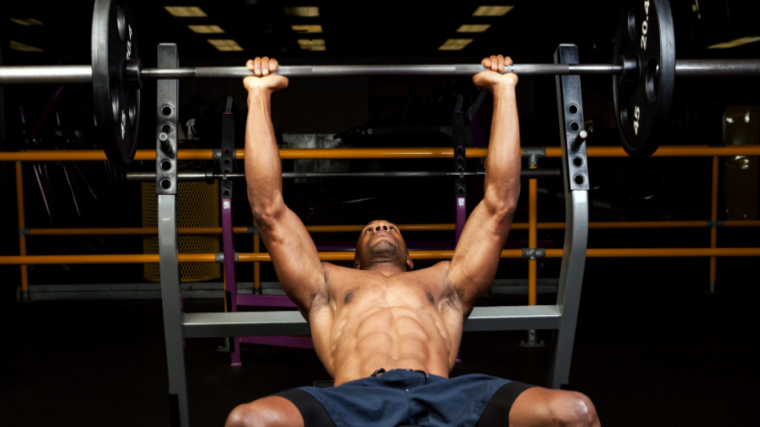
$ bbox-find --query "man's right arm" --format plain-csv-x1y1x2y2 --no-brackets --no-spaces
243,57,326,316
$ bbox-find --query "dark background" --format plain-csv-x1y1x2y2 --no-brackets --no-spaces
1,0,759,425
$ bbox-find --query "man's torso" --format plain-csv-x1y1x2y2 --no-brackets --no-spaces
308,262,464,385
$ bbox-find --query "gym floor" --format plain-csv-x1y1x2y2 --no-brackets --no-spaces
1,255,758,427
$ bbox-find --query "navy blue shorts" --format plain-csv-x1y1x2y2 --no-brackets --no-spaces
274,369,534,427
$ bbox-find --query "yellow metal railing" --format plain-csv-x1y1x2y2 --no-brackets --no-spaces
4,145,760,304
3,145,760,162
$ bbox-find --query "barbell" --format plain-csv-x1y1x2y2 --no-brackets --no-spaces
1,0,759,165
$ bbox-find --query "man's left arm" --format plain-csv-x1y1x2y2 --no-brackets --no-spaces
446,55,521,318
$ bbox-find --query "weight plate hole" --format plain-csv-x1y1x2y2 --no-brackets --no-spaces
620,107,630,129
568,104,578,115
626,10,637,41
574,175,585,185
223,190,230,197
646,58,659,102
573,156,584,167
129,101,137,127
224,159,231,165
160,179,172,190
457,187,465,195
570,122,580,132
116,4,126,41
161,124,172,134
160,160,172,171
111,91,120,123
223,148,232,155
161,106,173,116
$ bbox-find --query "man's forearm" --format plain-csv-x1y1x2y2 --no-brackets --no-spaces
484,84,521,212
245,89,284,220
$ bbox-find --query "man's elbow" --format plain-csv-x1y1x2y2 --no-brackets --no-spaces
251,204,279,228
494,201,517,224
485,191,519,221
248,189,282,227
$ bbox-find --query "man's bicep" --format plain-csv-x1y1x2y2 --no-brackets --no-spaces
258,207,326,311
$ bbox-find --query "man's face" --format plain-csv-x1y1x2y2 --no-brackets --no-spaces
354,220,413,270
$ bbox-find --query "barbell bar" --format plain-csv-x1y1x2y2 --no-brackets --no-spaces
4,60,759,85
124,169,561,181
1,0,758,165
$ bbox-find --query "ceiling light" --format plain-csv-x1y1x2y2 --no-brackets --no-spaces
283,6,319,18
10,41,43,52
164,7,207,17
188,25,224,34
472,6,514,16
707,36,760,49
456,24,491,33
297,39,326,51
10,18,43,26
438,39,474,51
292,24,323,33
207,39,243,51
284,7,319,17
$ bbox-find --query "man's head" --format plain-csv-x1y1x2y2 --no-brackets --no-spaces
354,220,413,271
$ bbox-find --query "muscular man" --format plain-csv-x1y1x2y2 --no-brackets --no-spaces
227,55,600,427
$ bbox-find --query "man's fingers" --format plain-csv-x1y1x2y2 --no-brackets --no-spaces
261,56,270,75
246,57,280,76
481,55,514,72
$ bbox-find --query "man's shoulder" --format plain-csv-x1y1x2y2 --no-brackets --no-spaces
405,261,454,289
321,261,354,276
425,260,452,277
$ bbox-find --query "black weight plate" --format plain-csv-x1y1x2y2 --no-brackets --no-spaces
612,0,675,157
92,0,140,166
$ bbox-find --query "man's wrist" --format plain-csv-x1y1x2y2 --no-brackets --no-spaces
248,88,271,104
492,82,517,95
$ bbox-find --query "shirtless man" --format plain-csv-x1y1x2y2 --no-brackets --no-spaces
227,55,600,427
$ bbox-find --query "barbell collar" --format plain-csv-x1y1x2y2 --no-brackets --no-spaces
125,59,143,89
617,55,639,83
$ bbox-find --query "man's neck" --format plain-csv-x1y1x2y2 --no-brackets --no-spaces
364,260,406,276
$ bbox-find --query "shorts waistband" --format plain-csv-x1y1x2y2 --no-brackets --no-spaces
370,368,429,381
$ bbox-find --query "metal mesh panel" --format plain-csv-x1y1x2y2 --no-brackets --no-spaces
142,181,221,282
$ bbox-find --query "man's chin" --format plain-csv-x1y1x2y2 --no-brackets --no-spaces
369,240,397,257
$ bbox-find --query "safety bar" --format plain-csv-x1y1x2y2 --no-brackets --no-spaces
183,305,562,338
